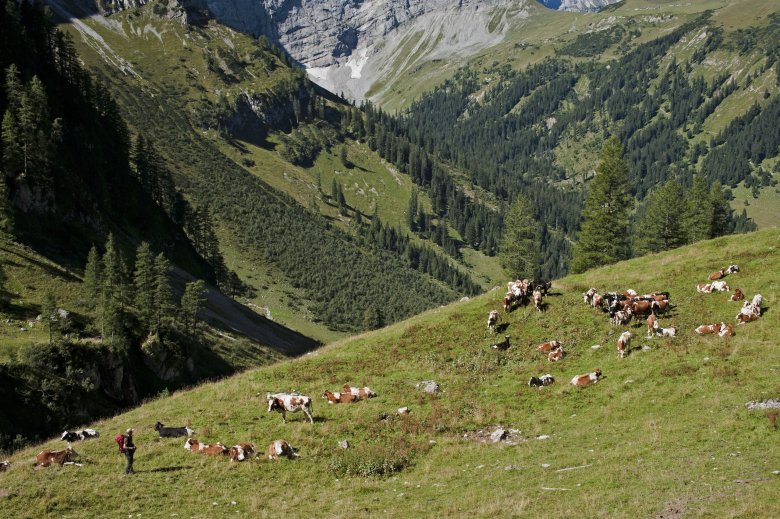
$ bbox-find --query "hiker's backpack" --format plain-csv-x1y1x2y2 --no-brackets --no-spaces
115,434,126,453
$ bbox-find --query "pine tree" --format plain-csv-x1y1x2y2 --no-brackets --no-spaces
634,179,687,255
362,305,383,330
709,182,731,237
133,242,155,331
684,174,712,243
570,137,633,274
407,187,418,231
0,171,13,239
499,194,542,278
153,253,175,330
83,245,102,309
99,234,124,342
180,279,207,329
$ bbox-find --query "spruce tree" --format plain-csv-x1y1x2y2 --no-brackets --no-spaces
100,234,123,342
498,194,541,278
153,253,175,330
709,182,731,237
83,245,102,309
133,242,155,331
407,187,418,231
180,280,207,329
0,171,13,239
570,137,633,274
684,174,712,243
634,179,687,255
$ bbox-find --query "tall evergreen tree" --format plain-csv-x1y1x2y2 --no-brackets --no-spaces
709,181,731,237
133,242,155,331
180,279,207,329
153,253,175,330
684,174,712,243
0,171,13,239
498,194,541,278
407,187,418,231
634,179,687,255
82,245,102,309
570,137,633,274
99,234,124,342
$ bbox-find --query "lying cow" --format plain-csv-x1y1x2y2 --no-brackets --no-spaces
343,384,376,399
570,369,602,388
35,447,79,468
487,310,500,333
60,429,99,442
0,460,10,472
709,268,726,281
267,392,314,424
710,281,729,292
266,439,298,460
536,340,560,353
184,438,227,456
528,374,554,388
654,324,677,337
155,422,194,438
718,323,735,337
695,323,723,335
730,288,745,302
726,265,739,274
548,347,565,362
228,443,256,462
491,335,511,351
736,312,758,325
697,283,714,294
617,331,633,359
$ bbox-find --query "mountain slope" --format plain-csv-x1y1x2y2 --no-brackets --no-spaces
1,228,777,517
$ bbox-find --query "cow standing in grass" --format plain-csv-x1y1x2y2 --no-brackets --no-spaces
617,331,632,359
267,392,314,424
487,310,500,333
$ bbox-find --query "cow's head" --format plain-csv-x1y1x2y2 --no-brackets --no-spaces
267,395,281,413
184,438,197,450
60,431,72,441
154,422,164,430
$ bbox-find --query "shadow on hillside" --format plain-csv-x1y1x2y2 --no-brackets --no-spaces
149,465,192,473
495,323,509,334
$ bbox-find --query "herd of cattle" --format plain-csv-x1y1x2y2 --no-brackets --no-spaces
488,264,764,392
0,264,767,474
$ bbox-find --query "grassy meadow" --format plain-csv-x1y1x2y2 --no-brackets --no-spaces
1,229,778,517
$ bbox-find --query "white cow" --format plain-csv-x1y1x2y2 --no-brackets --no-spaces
267,392,314,424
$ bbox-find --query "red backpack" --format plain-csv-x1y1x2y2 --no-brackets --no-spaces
115,434,126,453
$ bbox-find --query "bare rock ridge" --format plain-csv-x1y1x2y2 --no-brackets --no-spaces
537,0,621,11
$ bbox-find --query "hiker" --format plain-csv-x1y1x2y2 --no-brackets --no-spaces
121,428,136,475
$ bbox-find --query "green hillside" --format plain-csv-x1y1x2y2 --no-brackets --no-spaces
1,229,777,517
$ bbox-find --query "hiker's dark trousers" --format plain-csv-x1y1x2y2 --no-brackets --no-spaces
124,450,134,474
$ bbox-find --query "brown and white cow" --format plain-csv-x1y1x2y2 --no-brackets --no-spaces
583,288,598,305
730,288,745,302
736,312,758,325
654,323,677,337
718,323,735,337
266,440,298,460
267,392,314,424
532,290,543,312
708,268,726,281
536,340,560,353
592,293,604,310
184,438,228,456
322,390,347,404
487,310,500,332
35,447,79,468
570,369,602,388
548,346,565,362
612,307,633,327
343,384,376,400
630,299,658,316
646,314,658,337
697,283,714,294
695,323,722,335
502,294,514,313
711,280,729,292
228,443,256,462
617,331,633,359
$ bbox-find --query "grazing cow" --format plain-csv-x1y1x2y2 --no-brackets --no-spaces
592,293,604,310
0,460,10,472
487,310,500,332
503,294,514,313
35,447,78,468
266,440,298,460
491,335,511,351
709,268,726,281
654,299,671,314
697,283,714,294
267,392,314,424
183,438,228,456
641,291,670,302
531,279,552,295
654,324,677,337
548,347,565,362
718,323,735,337
570,369,602,388
711,281,729,292
528,374,554,388
630,299,658,316
343,384,376,399
726,265,739,274
532,290,543,312
583,288,597,305
695,323,722,335
60,429,99,442
612,307,633,327
536,340,560,353
617,331,633,359
155,422,194,438
228,443,256,462
646,314,657,337
730,288,745,302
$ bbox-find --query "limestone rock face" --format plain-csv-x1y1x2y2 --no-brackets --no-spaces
537,0,621,11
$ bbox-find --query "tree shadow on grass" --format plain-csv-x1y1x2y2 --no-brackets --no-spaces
148,465,192,473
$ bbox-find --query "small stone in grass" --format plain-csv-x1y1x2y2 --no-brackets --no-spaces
591,344,601,350
541,463,551,468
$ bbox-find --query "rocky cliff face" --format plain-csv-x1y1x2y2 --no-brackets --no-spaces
537,0,621,12
196,0,529,101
